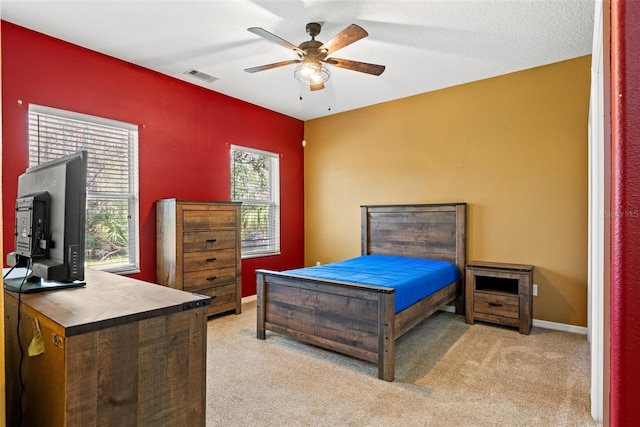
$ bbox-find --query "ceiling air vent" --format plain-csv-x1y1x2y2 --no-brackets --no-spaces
184,68,219,84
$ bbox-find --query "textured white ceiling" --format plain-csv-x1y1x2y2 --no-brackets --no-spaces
1,0,595,121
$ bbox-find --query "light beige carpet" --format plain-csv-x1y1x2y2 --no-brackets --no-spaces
206,300,600,426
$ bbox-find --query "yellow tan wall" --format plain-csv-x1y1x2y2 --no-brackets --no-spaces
303,56,591,327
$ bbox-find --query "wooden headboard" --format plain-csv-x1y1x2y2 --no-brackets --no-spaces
360,203,467,276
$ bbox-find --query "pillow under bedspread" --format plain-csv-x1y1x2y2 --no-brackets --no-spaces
284,255,460,314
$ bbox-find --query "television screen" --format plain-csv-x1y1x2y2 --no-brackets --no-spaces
4,150,88,293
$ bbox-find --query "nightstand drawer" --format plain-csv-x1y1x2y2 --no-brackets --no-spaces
473,292,519,319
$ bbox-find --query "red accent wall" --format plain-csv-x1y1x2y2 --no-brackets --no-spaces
611,0,640,424
1,21,305,296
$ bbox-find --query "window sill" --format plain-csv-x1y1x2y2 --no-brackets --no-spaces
241,252,281,260
90,264,140,276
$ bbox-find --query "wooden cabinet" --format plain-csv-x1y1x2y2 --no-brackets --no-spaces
156,199,242,316
4,268,209,427
465,261,534,334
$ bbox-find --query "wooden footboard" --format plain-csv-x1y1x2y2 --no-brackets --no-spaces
257,270,397,381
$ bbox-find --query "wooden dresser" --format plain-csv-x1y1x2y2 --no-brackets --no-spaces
156,199,242,316
4,268,210,427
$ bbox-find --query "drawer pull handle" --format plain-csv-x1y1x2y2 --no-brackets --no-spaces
488,302,503,307
206,257,217,262
206,276,218,282
206,239,217,244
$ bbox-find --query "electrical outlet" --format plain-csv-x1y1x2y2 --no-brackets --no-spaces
533,284,538,296
316,261,321,266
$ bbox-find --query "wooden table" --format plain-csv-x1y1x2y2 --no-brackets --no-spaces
4,268,210,427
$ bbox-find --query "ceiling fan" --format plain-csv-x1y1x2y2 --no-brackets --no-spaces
244,22,385,91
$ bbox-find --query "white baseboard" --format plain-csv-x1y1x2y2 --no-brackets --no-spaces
438,305,588,335
532,318,587,335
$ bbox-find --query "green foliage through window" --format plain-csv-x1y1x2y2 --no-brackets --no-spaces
231,146,280,257
28,105,139,273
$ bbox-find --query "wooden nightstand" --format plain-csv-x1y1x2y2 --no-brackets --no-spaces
465,261,534,334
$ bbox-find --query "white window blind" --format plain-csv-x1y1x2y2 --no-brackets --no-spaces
231,145,280,257
28,105,140,274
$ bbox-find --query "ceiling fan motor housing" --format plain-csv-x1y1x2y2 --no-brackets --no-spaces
306,22,322,38
298,39,324,60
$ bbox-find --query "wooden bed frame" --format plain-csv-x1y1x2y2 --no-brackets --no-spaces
256,203,467,381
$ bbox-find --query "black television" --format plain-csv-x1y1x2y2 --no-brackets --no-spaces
4,150,88,293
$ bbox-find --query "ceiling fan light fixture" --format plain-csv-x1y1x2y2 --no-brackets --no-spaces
294,61,330,85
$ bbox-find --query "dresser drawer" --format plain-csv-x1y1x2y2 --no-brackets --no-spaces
183,265,237,292
183,230,236,252
473,292,519,319
196,284,238,315
183,249,236,272
182,209,237,231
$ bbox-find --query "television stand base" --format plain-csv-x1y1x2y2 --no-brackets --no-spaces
3,276,86,294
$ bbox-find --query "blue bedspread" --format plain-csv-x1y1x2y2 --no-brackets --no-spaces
285,255,460,313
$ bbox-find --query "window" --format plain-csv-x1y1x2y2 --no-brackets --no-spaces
28,105,140,274
231,145,280,257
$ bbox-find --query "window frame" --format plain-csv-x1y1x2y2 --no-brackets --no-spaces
230,144,281,259
28,104,140,275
